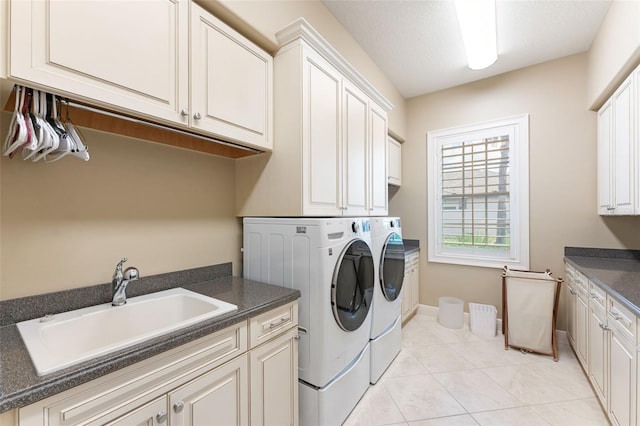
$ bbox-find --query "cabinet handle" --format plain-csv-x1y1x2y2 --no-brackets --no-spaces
156,412,168,423
193,112,202,120
568,288,576,295
599,322,609,330
269,317,289,329
173,401,184,413
607,207,616,211
180,109,189,117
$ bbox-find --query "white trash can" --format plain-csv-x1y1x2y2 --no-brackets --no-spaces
469,303,497,337
438,297,464,329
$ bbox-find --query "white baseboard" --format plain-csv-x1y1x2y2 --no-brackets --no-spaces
415,303,567,339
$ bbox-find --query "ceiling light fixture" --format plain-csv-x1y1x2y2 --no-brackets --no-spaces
454,0,497,70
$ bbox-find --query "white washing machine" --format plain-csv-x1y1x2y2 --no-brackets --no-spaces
243,217,374,425
369,217,405,384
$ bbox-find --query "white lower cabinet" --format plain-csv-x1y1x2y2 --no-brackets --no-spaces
587,283,608,407
565,261,639,425
18,302,298,426
250,328,299,426
402,252,420,324
575,273,590,369
564,264,577,347
106,395,168,426
169,355,249,426
608,325,636,426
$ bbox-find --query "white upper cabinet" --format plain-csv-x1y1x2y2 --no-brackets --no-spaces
303,48,342,216
236,19,393,217
9,0,273,151
342,80,370,216
10,0,189,126
369,101,389,215
190,3,272,150
597,64,639,215
387,136,402,187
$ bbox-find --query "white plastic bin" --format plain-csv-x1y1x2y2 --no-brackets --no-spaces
469,303,497,337
438,297,464,329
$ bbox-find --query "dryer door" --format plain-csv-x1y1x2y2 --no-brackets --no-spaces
380,232,405,301
331,239,374,332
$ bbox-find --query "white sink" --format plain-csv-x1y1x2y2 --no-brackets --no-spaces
17,287,237,376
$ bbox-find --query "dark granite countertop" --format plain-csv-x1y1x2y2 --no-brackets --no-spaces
0,265,299,414
564,247,640,316
404,239,420,255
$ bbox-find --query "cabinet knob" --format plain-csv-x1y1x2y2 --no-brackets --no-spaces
180,109,189,117
173,401,184,413
193,112,202,120
156,412,168,423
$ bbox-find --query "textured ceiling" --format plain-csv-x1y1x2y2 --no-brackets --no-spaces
322,0,612,99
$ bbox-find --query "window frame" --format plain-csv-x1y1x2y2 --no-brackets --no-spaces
427,114,530,269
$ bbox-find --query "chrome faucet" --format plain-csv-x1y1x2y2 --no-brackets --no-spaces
112,257,140,306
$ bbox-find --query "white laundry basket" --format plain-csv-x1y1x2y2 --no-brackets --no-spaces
469,303,497,337
438,297,464,329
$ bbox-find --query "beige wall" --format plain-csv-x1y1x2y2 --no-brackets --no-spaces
202,0,407,139
587,0,640,109
0,0,407,301
0,112,241,300
389,53,640,330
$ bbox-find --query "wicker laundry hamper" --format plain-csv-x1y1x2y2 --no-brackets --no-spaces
502,266,563,361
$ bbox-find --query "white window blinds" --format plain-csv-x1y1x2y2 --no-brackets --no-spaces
441,135,510,251
427,115,529,269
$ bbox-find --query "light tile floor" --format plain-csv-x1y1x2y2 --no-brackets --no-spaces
344,312,610,426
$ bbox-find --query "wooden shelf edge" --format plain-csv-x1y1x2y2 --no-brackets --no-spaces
3,90,259,159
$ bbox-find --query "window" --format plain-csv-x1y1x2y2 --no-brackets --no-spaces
427,115,529,269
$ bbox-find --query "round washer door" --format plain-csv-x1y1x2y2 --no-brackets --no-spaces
331,239,375,332
380,232,405,301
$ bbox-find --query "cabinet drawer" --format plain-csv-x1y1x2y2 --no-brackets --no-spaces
574,271,589,301
589,281,607,311
249,302,298,349
607,296,637,342
19,322,247,426
564,263,575,281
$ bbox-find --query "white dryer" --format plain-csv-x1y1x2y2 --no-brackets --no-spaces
243,217,374,426
369,217,405,383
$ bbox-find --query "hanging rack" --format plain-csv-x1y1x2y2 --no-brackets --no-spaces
4,85,262,159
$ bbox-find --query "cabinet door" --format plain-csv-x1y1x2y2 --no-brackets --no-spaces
401,270,411,323
566,284,577,347
250,328,299,426
342,80,369,216
105,396,168,426
369,102,389,216
190,3,272,150
302,49,342,216
169,354,249,426
597,100,613,215
587,302,607,406
10,0,189,126
575,291,589,369
611,77,635,215
411,261,420,313
388,137,402,187
608,327,636,426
